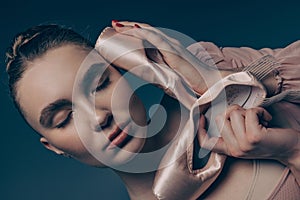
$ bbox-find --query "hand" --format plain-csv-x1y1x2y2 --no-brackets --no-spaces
98,20,226,95
198,105,300,165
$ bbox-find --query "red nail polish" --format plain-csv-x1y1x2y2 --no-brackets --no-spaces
112,20,118,23
115,23,124,27
134,24,141,28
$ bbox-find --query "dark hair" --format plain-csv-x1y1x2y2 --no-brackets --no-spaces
5,24,94,117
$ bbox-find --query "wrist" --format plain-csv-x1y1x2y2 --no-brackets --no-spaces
279,130,300,171
286,144,300,171
287,153,300,186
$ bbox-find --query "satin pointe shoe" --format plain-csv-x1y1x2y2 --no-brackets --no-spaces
95,27,197,109
95,27,274,200
152,71,267,200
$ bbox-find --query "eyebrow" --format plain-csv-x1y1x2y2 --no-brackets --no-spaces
80,63,106,96
39,99,72,128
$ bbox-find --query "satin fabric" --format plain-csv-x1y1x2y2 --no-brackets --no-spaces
94,28,278,200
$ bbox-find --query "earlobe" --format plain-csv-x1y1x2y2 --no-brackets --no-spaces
40,137,64,155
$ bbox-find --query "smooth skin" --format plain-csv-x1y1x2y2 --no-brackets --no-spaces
17,45,148,167
16,36,188,200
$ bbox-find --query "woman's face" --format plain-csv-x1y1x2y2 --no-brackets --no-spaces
17,44,147,167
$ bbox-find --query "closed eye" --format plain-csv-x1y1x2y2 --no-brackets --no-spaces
55,111,73,129
93,76,111,94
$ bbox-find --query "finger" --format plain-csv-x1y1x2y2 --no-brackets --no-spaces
112,20,152,28
97,25,195,99
112,20,181,45
259,107,272,127
224,105,252,151
197,116,231,155
111,23,189,62
197,125,229,154
244,108,270,144
113,24,190,66
209,137,231,155
97,25,170,76
225,105,246,136
228,109,253,152
215,114,240,154
229,109,246,135
111,25,207,94
224,104,244,119
112,25,178,55
258,107,272,122
245,107,272,132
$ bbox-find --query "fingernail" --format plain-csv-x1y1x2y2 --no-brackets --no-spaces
134,24,141,28
115,23,124,27
112,19,119,23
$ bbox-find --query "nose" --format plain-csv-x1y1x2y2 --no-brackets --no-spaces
94,110,113,132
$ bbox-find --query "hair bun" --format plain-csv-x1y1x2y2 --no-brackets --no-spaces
6,35,24,69
6,24,59,71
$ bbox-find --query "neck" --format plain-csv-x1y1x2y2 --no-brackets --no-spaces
114,95,189,199
115,170,157,200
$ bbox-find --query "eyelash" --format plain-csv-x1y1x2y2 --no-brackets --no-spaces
94,77,111,93
56,111,73,129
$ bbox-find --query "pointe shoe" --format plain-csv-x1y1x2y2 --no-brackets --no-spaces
152,71,267,200
95,27,269,199
95,27,197,109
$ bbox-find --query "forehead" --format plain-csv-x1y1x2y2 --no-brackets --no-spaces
17,45,92,128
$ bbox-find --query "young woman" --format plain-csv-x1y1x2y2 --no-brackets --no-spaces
5,20,300,199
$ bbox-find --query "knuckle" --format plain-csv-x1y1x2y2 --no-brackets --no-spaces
230,104,241,110
229,148,244,158
230,109,241,117
226,105,240,114
239,143,252,153
247,108,257,114
246,132,262,144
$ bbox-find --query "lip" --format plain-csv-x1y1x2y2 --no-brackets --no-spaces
106,121,131,150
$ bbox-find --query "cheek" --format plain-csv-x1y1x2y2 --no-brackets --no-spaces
48,126,89,157
51,126,106,167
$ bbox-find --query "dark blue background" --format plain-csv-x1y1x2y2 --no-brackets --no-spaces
1,0,300,199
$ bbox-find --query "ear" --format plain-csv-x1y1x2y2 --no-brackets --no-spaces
40,137,65,155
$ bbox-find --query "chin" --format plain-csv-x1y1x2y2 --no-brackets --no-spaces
81,124,147,168
124,136,145,153
88,137,145,169
118,139,149,171
114,137,146,165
